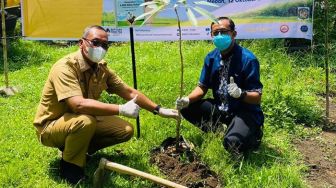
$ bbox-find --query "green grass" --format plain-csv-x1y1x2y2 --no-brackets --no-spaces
0,39,329,187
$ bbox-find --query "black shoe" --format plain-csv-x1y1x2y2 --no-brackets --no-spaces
60,159,85,185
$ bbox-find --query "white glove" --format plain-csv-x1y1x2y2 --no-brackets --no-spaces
119,95,140,118
175,96,190,110
158,108,179,119
228,77,242,98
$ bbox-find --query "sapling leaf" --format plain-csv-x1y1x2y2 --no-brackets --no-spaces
147,4,158,9
139,5,167,26
136,2,168,25
192,6,218,23
193,1,219,7
139,1,158,7
178,0,187,5
186,6,198,26
135,8,157,21
135,0,172,25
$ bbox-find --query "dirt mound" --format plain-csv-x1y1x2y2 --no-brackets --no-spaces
150,137,221,188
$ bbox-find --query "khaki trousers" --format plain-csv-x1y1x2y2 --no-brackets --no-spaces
38,113,134,167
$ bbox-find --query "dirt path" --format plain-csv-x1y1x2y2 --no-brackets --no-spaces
294,99,336,188
294,131,336,188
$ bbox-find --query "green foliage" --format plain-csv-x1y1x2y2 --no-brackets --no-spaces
0,39,326,187
0,1,334,186
237,39,324,133
197,126,306,187
262,65,323,130
312,0,336,68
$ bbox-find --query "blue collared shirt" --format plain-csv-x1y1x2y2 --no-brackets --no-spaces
199,43,264,126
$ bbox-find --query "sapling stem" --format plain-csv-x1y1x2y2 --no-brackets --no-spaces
174,6,184,150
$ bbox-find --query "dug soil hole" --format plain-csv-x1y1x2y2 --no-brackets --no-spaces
150,137,221,188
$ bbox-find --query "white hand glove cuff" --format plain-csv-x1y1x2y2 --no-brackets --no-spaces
158,108,179,119
176,97,190,110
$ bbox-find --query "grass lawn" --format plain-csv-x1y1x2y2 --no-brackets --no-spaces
0,39,326,187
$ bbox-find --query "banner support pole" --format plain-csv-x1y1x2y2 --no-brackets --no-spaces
128,17,140,138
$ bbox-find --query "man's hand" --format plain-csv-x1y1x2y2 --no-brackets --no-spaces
158,108,179,119
119,95,140,118
228,77,242,98
175,97,190,110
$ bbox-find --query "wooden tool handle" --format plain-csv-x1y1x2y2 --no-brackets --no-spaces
101,158,187,188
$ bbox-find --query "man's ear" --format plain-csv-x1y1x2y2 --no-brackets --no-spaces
232,30,237,38
78,39,84,49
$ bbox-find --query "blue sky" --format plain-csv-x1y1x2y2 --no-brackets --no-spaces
103,0,114,12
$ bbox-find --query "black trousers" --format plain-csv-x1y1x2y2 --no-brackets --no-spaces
180,99,263,153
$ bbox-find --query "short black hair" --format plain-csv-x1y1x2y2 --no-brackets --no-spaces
82,25,106,38
211,17,235,31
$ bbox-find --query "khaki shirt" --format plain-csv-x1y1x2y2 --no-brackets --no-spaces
33,50,126,128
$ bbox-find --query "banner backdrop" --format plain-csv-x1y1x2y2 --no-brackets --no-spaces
22,0,313,41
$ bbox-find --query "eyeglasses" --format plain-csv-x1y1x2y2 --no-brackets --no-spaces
212,29,232,36
83,38,109,50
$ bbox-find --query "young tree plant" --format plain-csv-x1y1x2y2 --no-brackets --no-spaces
135,0,218,148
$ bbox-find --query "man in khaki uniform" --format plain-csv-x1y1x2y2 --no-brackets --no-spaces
33,25,178,184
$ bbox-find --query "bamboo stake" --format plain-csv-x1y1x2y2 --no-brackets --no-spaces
0,0,18,96
311,1,315,67
325,0,330,122
1,0,8,87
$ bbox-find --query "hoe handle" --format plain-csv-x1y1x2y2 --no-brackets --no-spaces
101,158,187,188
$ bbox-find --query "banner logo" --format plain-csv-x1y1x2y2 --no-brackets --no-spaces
280,25,289,33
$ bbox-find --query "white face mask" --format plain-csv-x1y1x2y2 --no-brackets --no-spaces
86,46,107,63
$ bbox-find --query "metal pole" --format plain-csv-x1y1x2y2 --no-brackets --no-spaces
1,0,9,87
129,25,141,138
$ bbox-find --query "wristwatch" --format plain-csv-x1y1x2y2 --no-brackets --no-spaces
152,105,161,115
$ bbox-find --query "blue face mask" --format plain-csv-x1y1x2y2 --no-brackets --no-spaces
213,34,232,51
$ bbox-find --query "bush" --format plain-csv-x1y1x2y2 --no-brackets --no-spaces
238,39,324,132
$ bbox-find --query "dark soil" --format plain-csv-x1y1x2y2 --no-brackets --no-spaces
294,131,336,188
294,98,336,188
150,137,221,188
150,99,336,188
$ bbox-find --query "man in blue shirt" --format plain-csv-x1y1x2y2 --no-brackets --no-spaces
176,17,264,155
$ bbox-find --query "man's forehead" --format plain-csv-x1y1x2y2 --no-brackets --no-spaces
212,23,230,30
86,28,108,40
